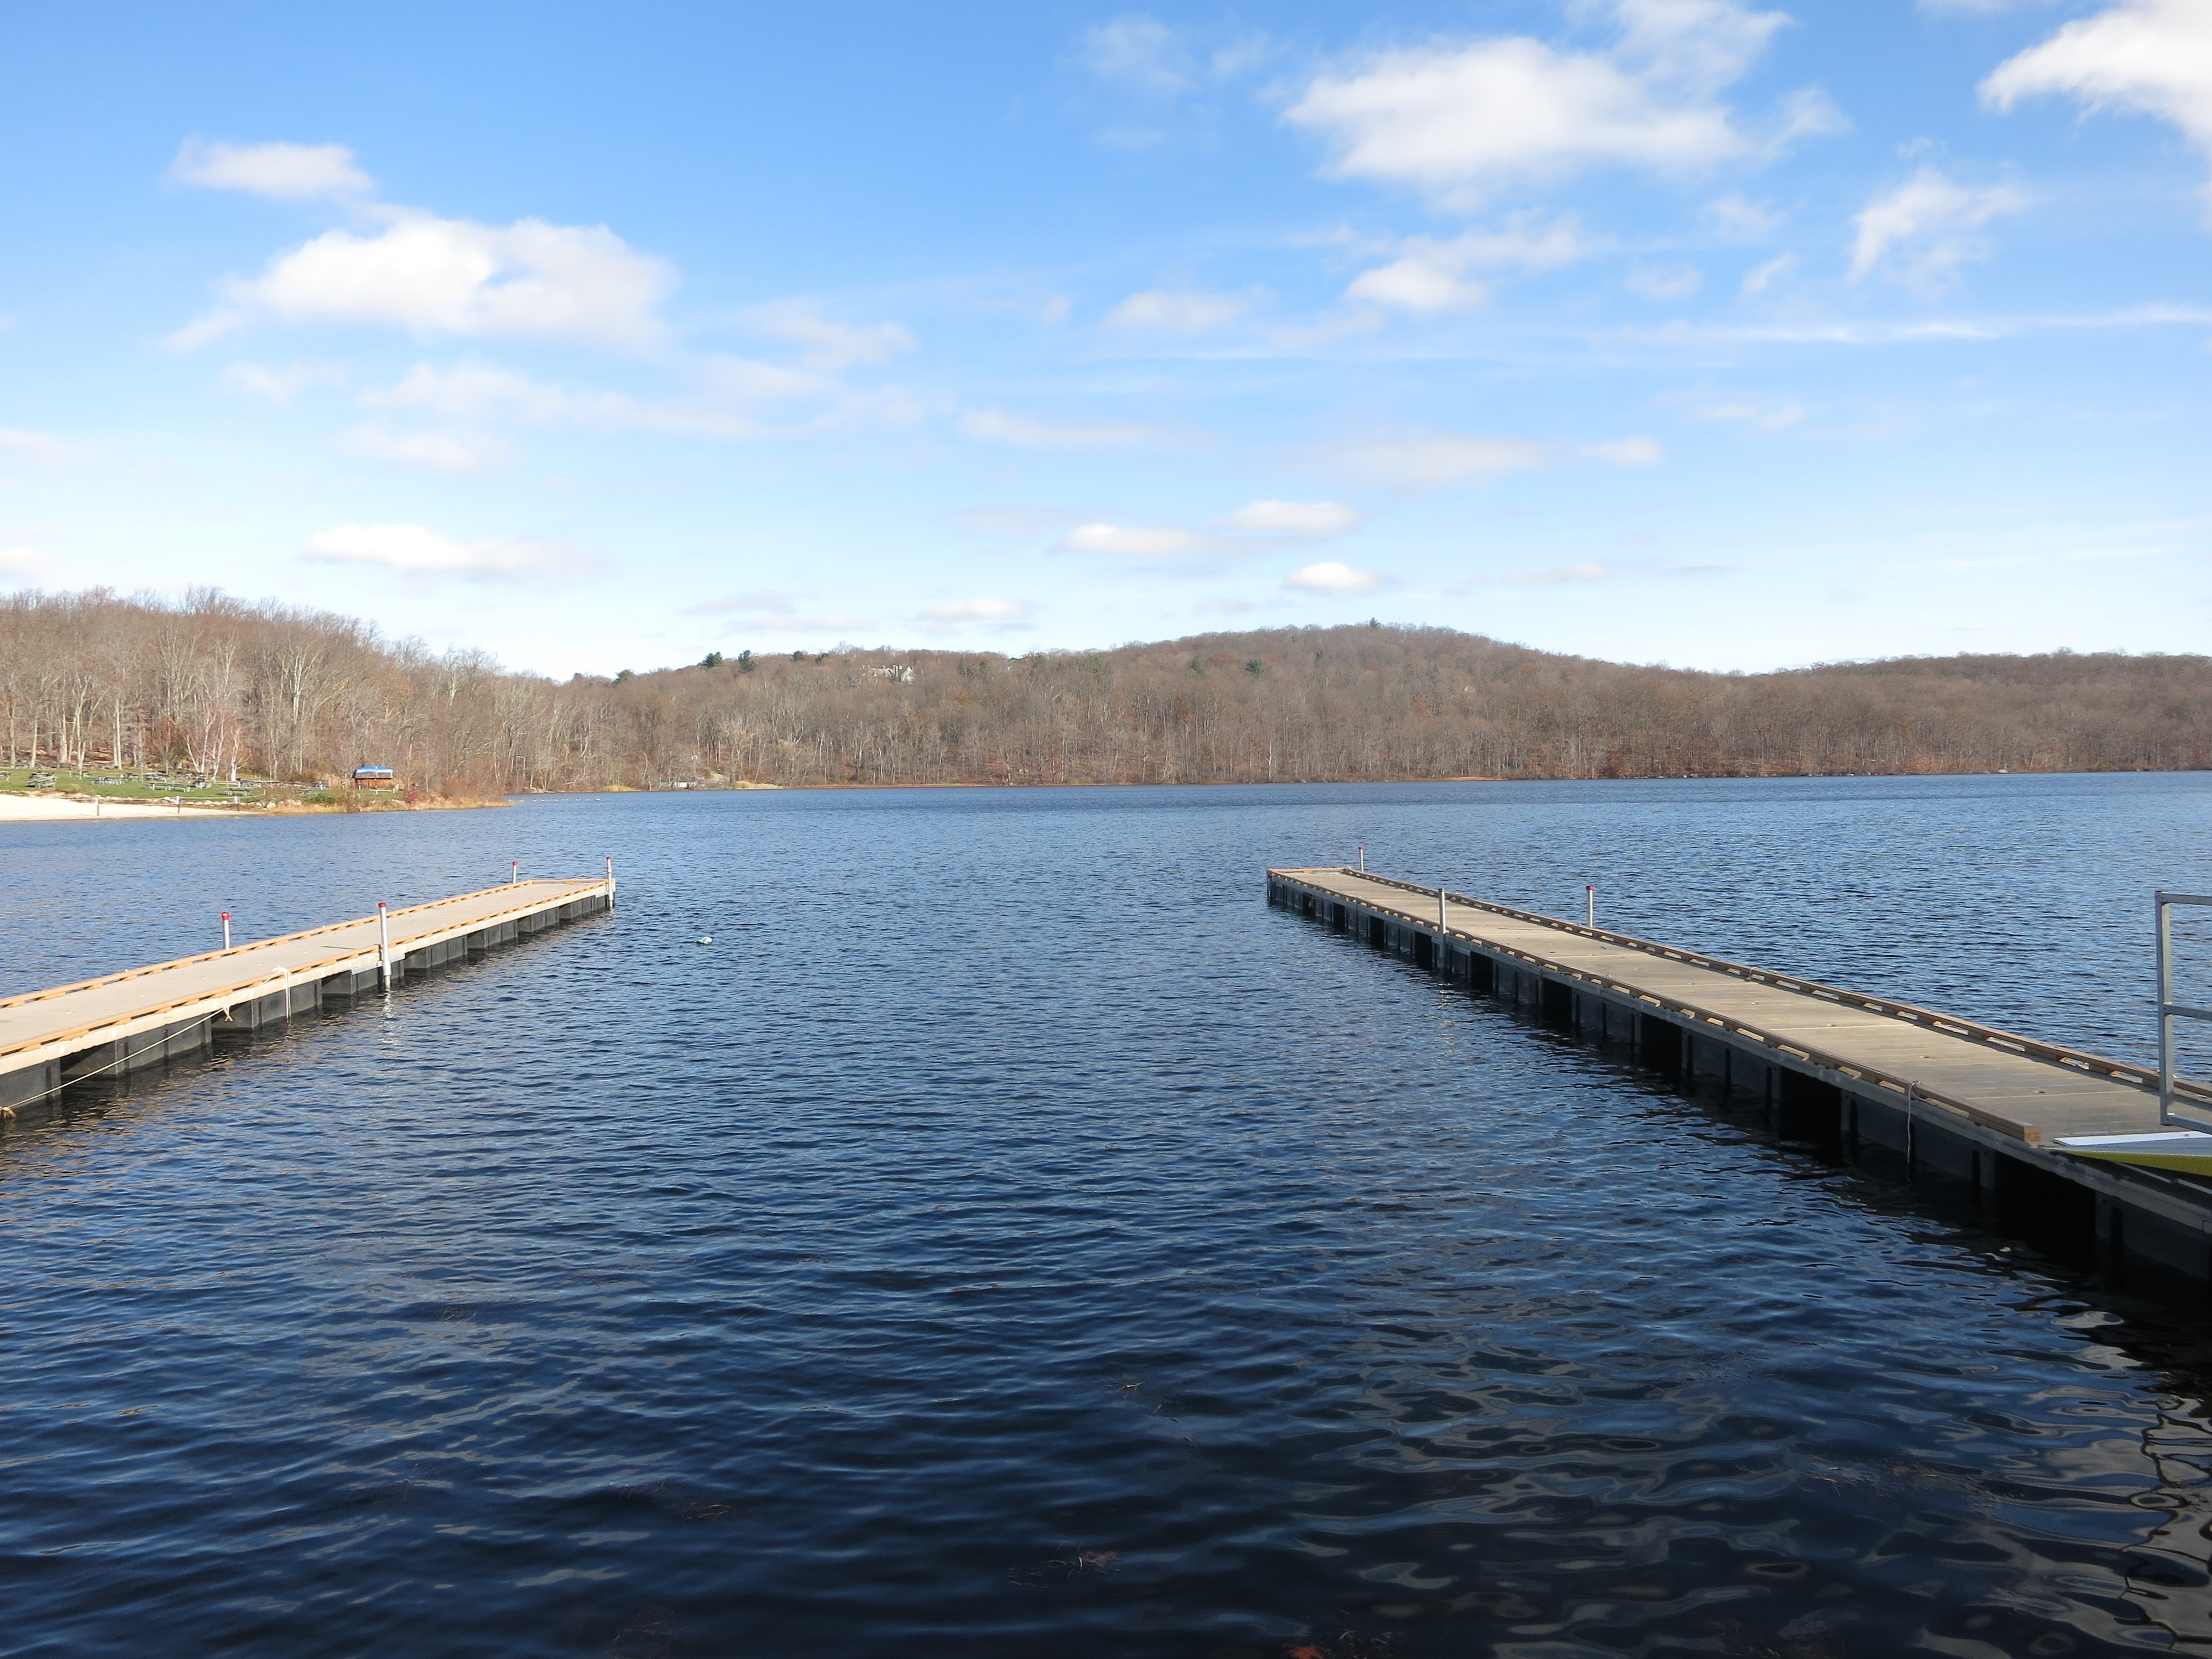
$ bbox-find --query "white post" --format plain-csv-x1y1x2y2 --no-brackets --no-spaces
1357,846,1365,873
510,860,520,886
1586,885,1596,928
221,912,232,951
2160,891,2177,1128
1438,885,1447,933
606,854,617,907
377,902,393,990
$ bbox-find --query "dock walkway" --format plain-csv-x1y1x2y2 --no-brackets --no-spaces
1,877,613,1115
1270,866,2212,1280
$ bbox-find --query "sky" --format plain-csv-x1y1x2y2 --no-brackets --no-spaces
0,0,2208,676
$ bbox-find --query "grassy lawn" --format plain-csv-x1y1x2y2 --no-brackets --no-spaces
0,768,293,804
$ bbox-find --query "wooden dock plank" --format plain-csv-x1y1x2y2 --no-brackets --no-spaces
1272,867,2183,1147
0,878,612,1083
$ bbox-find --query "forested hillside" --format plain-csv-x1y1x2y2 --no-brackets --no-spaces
3,587,2204,791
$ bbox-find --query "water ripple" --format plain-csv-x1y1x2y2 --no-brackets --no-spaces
4,776,2212,1656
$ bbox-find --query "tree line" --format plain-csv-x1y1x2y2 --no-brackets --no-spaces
3,587,2205,792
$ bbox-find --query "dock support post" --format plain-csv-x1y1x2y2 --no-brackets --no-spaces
2096,1196,2125,1272
607,856,617,908
377,902,393,990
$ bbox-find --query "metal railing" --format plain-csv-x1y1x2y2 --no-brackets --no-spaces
2158,890,2212,1128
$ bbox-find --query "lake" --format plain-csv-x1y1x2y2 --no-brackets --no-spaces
6,774,2212,1658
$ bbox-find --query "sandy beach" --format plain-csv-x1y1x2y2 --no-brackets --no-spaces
0,792,240,821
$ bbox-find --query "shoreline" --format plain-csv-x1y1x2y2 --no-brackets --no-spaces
635,769,2124,792
746,776,1506,791
0,791,508,822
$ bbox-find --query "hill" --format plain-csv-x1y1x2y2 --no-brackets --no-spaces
3,588,2204,791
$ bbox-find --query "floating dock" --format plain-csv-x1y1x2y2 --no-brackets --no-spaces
1269,866,2212,1282
0,877,614,1117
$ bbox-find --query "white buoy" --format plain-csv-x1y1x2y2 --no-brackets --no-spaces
695,935,713,945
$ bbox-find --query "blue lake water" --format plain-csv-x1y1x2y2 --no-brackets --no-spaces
5,775,2212,1658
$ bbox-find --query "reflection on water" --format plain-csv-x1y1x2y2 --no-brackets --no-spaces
4,775,2212,1657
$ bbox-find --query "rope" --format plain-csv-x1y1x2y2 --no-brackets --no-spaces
1,1011,223,1117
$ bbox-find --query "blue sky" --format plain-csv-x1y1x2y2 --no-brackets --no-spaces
0,0,2206,674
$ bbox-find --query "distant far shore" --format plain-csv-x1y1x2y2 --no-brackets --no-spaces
768,776,1509,790
576,770,2145,792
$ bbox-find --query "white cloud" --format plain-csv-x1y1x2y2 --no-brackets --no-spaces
1285,560,1382,593
919,597,1035,622
221,358,345,404
1939,541,2172,571
0,428,79,465
1616,302,2212,346
1627,264,1704,300
1061,522,1219,557
946,507,1084,539
1083,14,1193,95
1692,398,1804,428
1259,310,1391,351
1584,436,1665,464
685,591,797,615
1740,252,1797,294
176,211,675,348
341,425,514,473
682,592,877,633
1105,289,1250,333
363,361,580,421
1507,561,1613,585
1285,0,1816,209
1982,0,2212,199
1053,499,1360,560
303,523,596,582
959,409,1164,447
740,615,879,635
1220,499,1363,536
744,299,916,368
699,357,830,403
1704,192,1782,237
1346,216,1592,315
1079,14,1269,102
1346,261,1491,315
1849,167,2024,286
353,359,843,448
169,139,372,201
0,545,60,583
1336,430,1552,489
